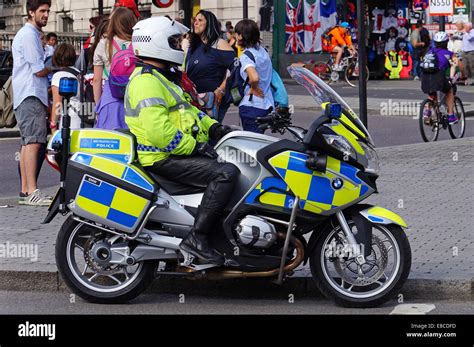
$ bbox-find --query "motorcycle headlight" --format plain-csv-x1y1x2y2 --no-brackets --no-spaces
323,134,356,159
360,142,380,175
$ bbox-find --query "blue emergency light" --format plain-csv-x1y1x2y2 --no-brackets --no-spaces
326,103,342,119
59,77,78,98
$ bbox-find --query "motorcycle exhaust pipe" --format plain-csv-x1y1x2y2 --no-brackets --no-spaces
206,233,305,280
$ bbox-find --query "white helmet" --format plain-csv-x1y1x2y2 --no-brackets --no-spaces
433,31,449,43
132,16,189,65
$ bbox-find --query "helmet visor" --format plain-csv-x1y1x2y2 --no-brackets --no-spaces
168,34,184,51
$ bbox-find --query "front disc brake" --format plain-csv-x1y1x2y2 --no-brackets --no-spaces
333,235,388,286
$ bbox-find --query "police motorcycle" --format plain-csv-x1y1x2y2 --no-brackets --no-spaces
44,66,411,308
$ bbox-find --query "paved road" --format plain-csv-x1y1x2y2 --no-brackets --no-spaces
285,80,474,102
224,109,474,147
0,290,471,314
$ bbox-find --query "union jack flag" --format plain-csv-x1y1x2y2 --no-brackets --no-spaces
285,0,305,54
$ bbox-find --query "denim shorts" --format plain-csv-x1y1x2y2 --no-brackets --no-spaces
14,96,48,145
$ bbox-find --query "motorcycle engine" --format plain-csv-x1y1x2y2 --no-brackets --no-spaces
235,216,278,249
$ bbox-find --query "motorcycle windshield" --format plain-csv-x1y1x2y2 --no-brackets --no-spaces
287,66,374,146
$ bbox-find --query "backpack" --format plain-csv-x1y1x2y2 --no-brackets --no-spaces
420,50,439,74
420,27,431,47
321,27,335,52
0,76,15,129
109,40,137,99
271,69,289,108
224,50,289,108
224,51,253,107
180,70,206,110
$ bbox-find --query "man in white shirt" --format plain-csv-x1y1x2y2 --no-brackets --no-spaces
12,0,52,206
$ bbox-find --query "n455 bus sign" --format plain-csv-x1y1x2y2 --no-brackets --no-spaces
429,0,454,16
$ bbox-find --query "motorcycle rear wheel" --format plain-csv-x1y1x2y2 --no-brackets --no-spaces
310,221,411,308
56,216,157,304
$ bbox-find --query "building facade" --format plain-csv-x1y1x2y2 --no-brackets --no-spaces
0,0,270,33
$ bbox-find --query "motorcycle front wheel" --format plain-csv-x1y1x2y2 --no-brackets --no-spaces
310,221,411,308
56,216,157,304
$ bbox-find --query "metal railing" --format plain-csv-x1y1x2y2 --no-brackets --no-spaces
0,31,88,52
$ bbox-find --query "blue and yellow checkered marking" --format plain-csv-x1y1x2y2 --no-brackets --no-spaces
267,151,371,215
72,153,154,193
245,177,295,209
76,177,148,229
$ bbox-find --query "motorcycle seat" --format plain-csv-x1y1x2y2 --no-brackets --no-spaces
114,129,205,196
146,171,206,196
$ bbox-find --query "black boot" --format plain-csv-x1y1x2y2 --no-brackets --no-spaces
180,206,224,264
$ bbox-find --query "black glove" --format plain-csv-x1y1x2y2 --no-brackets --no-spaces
209,123,233,141
193,142,219,159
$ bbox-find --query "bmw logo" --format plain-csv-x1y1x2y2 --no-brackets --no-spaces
332,178,343,190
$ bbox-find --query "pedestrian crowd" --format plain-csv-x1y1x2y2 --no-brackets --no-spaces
8,0,287,207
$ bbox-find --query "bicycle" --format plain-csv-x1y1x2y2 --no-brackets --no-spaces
419,87,465,142
312,50,369,88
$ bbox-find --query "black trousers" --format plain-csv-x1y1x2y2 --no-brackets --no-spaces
149,155,240,213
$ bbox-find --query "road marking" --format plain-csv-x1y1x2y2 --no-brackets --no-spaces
390,304,436,315
0,137,20,141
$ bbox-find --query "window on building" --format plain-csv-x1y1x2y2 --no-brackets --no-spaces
0,19,5,30
2,0,20,5
62,16,74,32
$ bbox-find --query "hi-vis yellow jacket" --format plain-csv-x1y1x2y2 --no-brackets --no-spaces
125,66,217,167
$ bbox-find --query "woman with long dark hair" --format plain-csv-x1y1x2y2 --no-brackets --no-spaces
92,7,137,129
185,10,235,122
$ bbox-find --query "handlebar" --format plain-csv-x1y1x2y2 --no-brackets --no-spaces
255,115,274,126
255,108,306,142
256,107,292,131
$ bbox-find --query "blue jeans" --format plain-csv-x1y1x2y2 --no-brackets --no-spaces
216,102,230,123
412,58,422,78
239,105,272,134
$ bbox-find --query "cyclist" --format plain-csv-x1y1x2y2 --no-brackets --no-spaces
327,22,356,71
421,32,458,125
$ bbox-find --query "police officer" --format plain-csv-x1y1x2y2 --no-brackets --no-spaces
125,17,239,264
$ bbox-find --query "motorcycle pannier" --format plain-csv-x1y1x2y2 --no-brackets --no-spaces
48,129,137,165
65,152,157,233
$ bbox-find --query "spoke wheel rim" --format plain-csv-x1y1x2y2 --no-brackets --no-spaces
66,223,143,293
320,223,401,299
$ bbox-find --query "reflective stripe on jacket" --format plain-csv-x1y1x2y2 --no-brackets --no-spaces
125,66,217,167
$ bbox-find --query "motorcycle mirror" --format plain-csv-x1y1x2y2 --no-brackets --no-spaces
325,103,342,119
59,77,78,98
